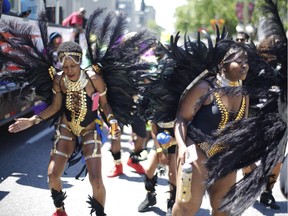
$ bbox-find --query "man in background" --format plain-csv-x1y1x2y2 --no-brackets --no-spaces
235,31,250,44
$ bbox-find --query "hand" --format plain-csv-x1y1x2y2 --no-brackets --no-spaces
109,125,121,140
178,144,188,165
157,152,169,165
8,117,33,133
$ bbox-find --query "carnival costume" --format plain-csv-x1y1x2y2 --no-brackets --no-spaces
0,9,155,216
84,9,156,176
202,1,287,214
136,18,286,215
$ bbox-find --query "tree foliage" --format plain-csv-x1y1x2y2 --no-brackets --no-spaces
174,0,287,38
175,0,238,36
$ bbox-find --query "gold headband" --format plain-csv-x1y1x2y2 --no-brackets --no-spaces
58,52,82,59
222,48,245,64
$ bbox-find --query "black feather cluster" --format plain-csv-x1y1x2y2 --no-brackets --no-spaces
0,12,55,104
137,26,230,123
205,113,286,215
85,8,157,125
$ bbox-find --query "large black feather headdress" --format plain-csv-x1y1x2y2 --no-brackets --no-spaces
85,8,156,124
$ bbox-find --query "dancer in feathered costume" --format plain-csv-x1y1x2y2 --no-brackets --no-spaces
202,0,287,215
136,18,285,215
248,0,287,210
3,8,156,216
135,44,178,216
84,9,156,177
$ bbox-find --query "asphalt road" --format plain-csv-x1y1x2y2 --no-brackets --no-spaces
0,121,287,216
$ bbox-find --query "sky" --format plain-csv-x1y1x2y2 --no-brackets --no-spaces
135,0,187,32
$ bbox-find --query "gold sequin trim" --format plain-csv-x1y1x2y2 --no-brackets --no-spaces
161,140,177,150
66,89,87,136
49,66,56,80
63,70,88,92
198,142,227,157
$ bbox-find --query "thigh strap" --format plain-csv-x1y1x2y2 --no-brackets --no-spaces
52,124,74,158
82,130,102,161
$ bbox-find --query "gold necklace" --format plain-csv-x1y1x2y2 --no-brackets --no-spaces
64,70,88,136
214,92,246,129
216,74,241,87
64,70,88,92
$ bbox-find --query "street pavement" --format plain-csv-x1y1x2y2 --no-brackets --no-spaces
0,121,287,216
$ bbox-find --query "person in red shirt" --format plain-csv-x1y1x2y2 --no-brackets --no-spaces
62,7,85,28
62,7,86,43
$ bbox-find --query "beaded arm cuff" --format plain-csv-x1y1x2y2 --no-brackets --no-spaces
32,115,44,125
99,88,107,97
52,88,61,94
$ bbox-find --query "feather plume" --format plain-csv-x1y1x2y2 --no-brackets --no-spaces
0,13,54,104
84,8,157,124
204,113,286,215
137,27,231,123
261,0,286,38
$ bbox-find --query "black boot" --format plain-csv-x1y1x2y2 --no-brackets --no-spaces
138,192,157,212
138,174,157,212
166,183,176,216
87,195,106,216
260,177,280,210
260,190,280,209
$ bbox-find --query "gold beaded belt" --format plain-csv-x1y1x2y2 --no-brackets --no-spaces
161,140,177,150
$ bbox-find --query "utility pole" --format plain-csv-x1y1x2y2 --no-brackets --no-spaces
243,0,248,27
55,0,60,24
139,0,146,27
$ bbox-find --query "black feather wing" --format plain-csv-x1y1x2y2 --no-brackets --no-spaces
85,8,157,124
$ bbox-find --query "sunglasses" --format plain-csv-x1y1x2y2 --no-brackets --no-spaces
236,38,246,42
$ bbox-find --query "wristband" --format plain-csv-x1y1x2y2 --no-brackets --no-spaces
33,115,43,125
156,148,163,154
107,114,115,122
